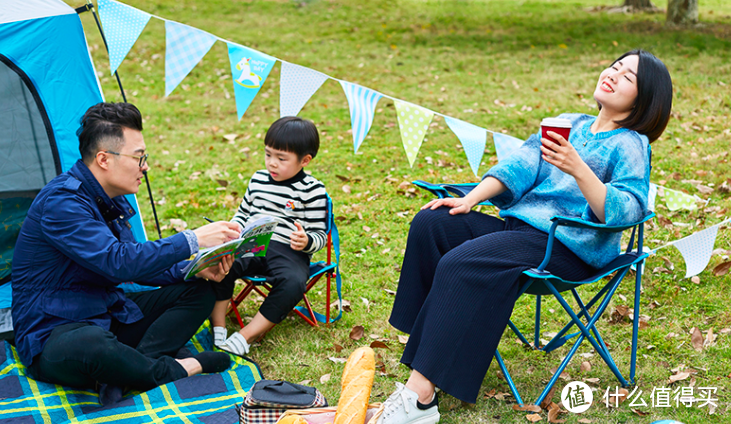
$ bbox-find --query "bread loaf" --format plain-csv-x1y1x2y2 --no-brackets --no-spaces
333,347,375,424
276,415,308,424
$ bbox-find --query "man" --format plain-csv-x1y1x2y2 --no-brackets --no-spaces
11,102,241,405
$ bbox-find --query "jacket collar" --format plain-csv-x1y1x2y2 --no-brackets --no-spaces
267,168,307,185
69,159,135,223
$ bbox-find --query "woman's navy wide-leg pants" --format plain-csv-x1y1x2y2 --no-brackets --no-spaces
389,208,595,403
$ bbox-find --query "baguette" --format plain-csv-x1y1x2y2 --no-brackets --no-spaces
277,416,308,424
333,347,375,424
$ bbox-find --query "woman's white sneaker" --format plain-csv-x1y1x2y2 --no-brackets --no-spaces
375,382,439,424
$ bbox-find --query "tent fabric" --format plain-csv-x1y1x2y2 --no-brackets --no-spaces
0,0,150,334
0,323,262,423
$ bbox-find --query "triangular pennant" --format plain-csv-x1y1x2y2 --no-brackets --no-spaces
340,81,382,153
227,43,276,120
663,187,699,211
647,183,658,212
492,132,525,161
444,116,486,177
164,21,217,96
98,0,151,75
394,100,433,167
673,223,721,278
279,62,329,117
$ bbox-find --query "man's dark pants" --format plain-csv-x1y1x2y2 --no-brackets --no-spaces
28,281,215,391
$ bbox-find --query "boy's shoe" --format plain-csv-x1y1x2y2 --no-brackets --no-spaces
376,382,439,424
218,332,250,356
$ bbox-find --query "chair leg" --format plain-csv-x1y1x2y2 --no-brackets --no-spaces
494,350,525,406
534,295,541,348
630,263,643,384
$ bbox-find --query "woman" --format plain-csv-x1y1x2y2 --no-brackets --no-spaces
377,50,672,424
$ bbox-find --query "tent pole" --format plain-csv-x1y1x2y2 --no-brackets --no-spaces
143,171,163,240
78,0,128,103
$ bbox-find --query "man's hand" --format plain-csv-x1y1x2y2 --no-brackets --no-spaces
193,222,241,248
421,197,475,215
196,253,234,282
290,222,308,251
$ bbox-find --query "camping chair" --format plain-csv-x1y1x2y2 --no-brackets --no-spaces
414,181,652,406
227,194,343,328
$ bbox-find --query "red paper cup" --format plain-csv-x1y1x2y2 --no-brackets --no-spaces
540,117,572,145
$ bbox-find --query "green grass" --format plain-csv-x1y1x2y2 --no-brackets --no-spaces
74,0,730,422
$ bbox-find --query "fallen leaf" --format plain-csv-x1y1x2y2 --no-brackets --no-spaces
349,325,364,340
539,385,557,410
704,328,716,347
328,357,347,363
342,185,351,194
398,335,409,344
383,289,396,295
713,261,731,276
631,409,648,416
547,405,565,423
298,380,311,385
526,413,542,422
319,373,331,384
370,341,389,349
369,334,380,339
691,276,701,284
363,225,371,232
484,389,496,399
580,361,592,373
216,179,229,187
669,371,691,383
333,344,344,352
691,327,704,351
578,420,592,424
222,134,238,142
513,405,542,413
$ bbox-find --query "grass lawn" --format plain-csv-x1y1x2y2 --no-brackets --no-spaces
74,0,730,422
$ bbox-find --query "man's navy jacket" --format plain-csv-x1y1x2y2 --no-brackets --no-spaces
11,160,193,367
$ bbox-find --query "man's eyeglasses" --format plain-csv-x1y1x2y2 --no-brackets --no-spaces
103,151,149,168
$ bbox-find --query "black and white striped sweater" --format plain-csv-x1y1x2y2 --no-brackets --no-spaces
231,169,328,254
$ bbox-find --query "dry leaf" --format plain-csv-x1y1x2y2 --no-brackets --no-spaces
704,328,716,347
397,335,409,344
669,371,691,383
691,327,704,351
691,276,701,284
298,379,311,385
222,134,238,142
342,185,351,194
580,361,592,373
349,325,364,340
617,388,629,404
319,373,331,384
383,289,396,295
539,385,557,410
362,225,371,232
713,261,731,276
631,409,648,416
513,404,542,413
370,341,389,349
526,413,542,422
547,405,565,423
333,344,344,352
578,420,592,424
328,357,347,363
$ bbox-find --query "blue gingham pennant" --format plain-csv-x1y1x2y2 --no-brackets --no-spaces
492,132,525,161
98,0,151,75
673,223,721,278
279,62,329,117
165,21,217,96
339,81,382,153
648,183,658,211
444,116,487,177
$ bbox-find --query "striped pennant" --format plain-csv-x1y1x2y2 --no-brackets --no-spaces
339,81,382,153
98,0,151,75
492,132,525,161
279,62,329,117
444,116,487,177
164,21,217,96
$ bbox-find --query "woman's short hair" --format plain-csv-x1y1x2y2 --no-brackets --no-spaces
264,116,320,160
608,49,673,143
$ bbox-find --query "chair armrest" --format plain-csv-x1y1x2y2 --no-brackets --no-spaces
412,181,492,206
550,213,655,233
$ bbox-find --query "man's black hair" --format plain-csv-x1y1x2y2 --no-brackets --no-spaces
264,116,319,160
601,49,673,143
77,102,143,164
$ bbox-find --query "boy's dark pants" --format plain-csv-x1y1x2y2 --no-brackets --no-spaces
27,281,215,391
212,242,310,324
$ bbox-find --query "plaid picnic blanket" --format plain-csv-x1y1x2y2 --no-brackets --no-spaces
0,323,262,423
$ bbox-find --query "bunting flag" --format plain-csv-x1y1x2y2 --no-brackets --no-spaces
394,100,434,167
647,183,658,211
164,21,217,96
279,62,329,117
492,132,525,161
444,116,486,177
227,43,276,120
340,81,382,153
663,187,700,211
672,221,726,278
98,0,152,75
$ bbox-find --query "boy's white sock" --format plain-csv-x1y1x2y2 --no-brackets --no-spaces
220,332,250,356
213,326,227,347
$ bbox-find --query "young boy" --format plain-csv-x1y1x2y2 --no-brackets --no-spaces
210,116,328,355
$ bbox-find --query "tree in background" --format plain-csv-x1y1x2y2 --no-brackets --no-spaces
666,0,699,25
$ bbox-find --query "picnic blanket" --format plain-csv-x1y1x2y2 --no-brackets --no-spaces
0,323,262,423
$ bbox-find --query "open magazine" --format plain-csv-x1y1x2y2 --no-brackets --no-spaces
182,216,278,280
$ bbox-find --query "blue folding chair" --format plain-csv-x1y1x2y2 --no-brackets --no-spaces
227,194,343,328
414,181,652,406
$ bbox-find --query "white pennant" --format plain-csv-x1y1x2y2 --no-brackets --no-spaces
279,62,329,117
672,221,725,278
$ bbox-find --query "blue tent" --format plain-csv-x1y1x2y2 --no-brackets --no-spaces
0,0,148,338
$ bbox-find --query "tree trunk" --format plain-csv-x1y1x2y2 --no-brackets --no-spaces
623,0,656,8
667,0,699,26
